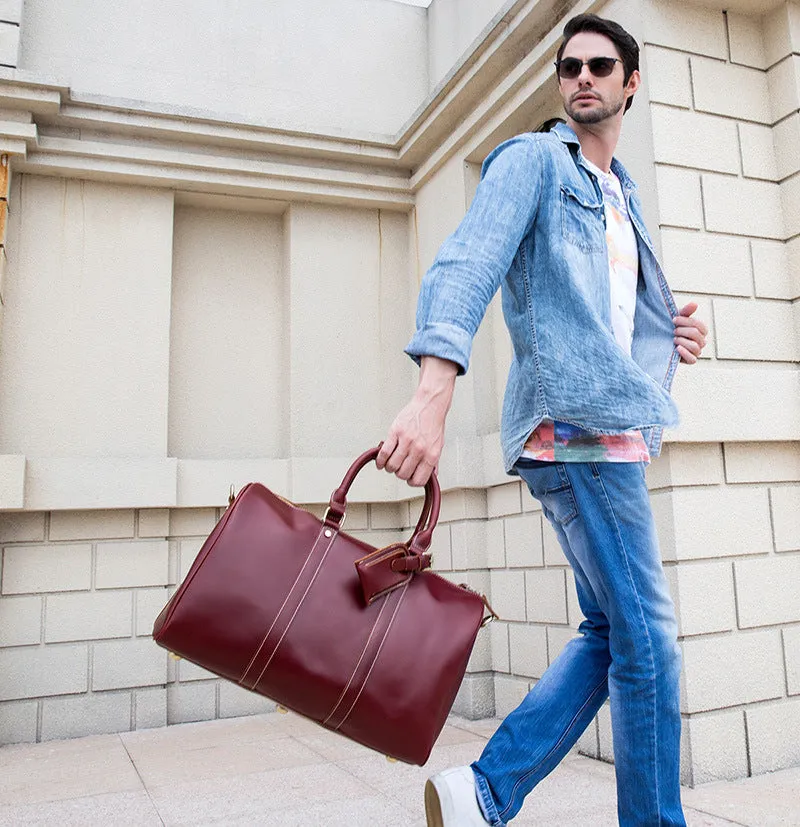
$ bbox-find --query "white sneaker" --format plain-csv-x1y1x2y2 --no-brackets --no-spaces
424,765,490,826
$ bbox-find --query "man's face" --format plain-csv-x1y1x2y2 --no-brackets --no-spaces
557,31,636,125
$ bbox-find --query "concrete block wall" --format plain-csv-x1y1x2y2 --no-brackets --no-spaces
650,442,800,784
644,0,800,392
639,0,800,784
0,507,284,744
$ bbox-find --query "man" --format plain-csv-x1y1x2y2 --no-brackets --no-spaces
376,13,707,827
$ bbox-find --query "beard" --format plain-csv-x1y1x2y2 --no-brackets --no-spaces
565,90,625,124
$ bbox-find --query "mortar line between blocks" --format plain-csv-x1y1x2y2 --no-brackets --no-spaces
766,488,778,554
723,9,732,64
730,560,742,631
742,707,753,778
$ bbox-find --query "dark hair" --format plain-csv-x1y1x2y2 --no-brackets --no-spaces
536,117,566,133
555,14,640,113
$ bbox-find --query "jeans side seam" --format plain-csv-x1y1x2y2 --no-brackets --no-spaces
473,770,505,827
496,675,608,821
595,470,663,825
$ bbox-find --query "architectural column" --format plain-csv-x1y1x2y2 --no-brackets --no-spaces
0,108,33,510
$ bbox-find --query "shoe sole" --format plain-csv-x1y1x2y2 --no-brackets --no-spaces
424,779,444,827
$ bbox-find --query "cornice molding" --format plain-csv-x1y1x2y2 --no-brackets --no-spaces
53,100,400,164
26,134,415,210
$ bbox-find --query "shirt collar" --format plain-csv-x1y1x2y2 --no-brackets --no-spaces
550,121,638,192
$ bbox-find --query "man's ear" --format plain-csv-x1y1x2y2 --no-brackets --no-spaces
625,69,641,97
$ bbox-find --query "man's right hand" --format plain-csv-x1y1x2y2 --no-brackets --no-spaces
376,356,458,487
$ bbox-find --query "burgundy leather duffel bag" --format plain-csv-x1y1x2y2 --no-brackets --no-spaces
152,446,496,765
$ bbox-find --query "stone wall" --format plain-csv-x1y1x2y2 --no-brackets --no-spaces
0,0,797,789
0,507,274,742
639,0,800,783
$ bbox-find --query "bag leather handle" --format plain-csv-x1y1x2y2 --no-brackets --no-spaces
325,445,440,554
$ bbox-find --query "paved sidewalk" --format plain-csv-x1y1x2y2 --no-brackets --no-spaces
0,712,798,826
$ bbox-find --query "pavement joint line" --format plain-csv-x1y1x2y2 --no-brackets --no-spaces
331,754,392,798
684,805,749,826
286,733,337,767
445,722,493,739
117,732,166,827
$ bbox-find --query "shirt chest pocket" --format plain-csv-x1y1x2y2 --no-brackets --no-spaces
560,185,606,253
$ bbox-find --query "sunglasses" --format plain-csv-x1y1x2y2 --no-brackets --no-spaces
555,57,622,79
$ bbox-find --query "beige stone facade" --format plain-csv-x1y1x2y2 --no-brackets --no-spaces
0,0,797,788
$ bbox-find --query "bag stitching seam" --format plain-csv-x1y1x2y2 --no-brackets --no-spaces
239,526,328,685
322,593,393,727
333,580,410,732
249,532,338,690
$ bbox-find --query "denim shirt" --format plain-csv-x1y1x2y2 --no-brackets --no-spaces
405,122,681,474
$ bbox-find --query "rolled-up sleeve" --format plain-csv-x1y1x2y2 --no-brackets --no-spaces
404,135,544,375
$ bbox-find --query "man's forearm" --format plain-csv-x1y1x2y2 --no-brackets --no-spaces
417,356,458,407
419,356,458,391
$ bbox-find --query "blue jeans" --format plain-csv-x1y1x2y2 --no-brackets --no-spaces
472,460,684,826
